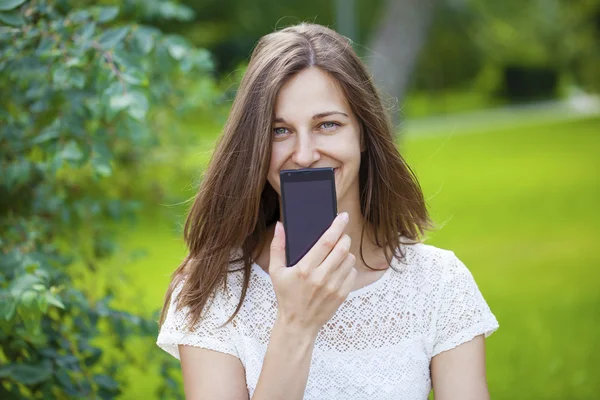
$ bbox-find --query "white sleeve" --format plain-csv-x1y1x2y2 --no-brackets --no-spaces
431,251,499,357
156,280,239,360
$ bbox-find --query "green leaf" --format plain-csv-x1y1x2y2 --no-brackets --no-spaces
156,2,194,21
91,145,112,177
70,69,86,89
10,274,42,297
165,36,189,60
0,365,11,378
85,97,102,118
2,299,17,320
84,348,102,367
93,374,118,390
33,120,61,144
46,292,65,309
97,6,119,23
33,130,60,144
0,10,24,26
133,26,155,54
121,68,147,85
109,92,135,111
53,66,86,89
0,0,27,12
112,47,141,70
55,369,74,391
181,48,214,72
104,80,126,97
55,355,78,368
92,161,111,177
20,289,37,308
10,361,53,385
60,141,83,161
97,26,129,50
37,293,48,313
127,92,149,121
0,25,17,39
52,67,68,87
3,158,32,187
0,250,20,270
36,35,53,54
69,9,89,23
65,57,84,68
155,43,175,72
109,91,148,121
76,22,95,43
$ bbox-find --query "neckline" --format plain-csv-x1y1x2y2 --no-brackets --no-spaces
250,259,395,299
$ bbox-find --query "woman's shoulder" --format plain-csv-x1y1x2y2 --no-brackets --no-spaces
168,250,249,305
398,239,470,282
396,240,494,319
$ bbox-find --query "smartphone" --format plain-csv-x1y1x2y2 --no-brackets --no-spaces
280,167,338,267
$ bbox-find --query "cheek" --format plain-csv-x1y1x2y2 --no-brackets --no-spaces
268,147,286,193
269,149,285,174
334,141,360,166
330,128,361,158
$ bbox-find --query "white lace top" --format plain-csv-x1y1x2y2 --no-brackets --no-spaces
157,242,499,399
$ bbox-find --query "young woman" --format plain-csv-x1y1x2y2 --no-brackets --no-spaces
157,22,499,400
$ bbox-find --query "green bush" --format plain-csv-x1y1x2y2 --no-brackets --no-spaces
468,0,600,96
0,0,216,398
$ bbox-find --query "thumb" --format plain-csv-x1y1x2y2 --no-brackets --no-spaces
269,221,287,272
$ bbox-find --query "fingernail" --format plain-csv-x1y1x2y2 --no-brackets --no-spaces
340,212,349,222
275,221,282,236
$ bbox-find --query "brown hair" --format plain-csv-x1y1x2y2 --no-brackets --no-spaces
158,22,434,331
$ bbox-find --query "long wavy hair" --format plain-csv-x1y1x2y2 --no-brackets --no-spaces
158,22,434,331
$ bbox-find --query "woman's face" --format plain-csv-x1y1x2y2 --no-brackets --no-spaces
267,67,364,210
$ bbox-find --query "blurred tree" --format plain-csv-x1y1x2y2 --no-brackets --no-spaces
0,0,217,398
405,1,484,110
467,0,600,100
366,0,436,129
410,2,481,89
159,0,437,130
335,0,357,43
154,0,386,76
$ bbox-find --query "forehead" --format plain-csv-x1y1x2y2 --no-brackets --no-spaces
273,67,350,118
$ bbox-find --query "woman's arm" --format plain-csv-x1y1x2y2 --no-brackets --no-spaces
178,216,354,399
179,345,248,400
179,316,317,400
251,316,317,400
430,335,490,400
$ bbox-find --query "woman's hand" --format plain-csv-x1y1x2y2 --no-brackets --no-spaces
268,212,357,336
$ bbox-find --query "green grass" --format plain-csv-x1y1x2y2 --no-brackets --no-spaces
402,117,600,399
92,116,599,399
402,88,501,118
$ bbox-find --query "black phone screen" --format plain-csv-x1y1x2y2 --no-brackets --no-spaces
280,168,337,267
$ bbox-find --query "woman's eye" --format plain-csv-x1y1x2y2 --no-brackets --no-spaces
273,127,288,136
273,122,339,137
320,122,340,131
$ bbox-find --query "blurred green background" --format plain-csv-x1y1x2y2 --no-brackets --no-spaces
1,0,599,398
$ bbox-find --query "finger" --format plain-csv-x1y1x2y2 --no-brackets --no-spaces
338,266,358,297
310,234,351,283
269,221,287,273
318,233,351,276
301,212,349,271
328,252,356,289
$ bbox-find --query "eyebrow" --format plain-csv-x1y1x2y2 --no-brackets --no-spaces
274,111,349,123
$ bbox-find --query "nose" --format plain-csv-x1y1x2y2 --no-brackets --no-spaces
292,132,320,168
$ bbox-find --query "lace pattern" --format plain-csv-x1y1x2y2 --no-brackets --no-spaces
157,242,499,399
